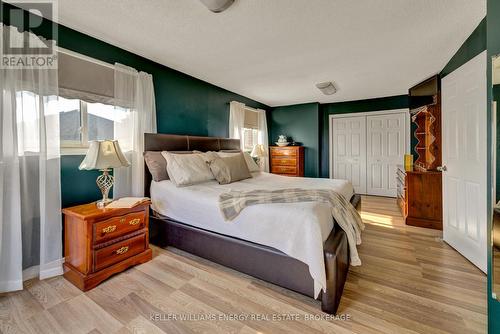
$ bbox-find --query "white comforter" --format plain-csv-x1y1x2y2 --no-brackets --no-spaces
150,172,354,298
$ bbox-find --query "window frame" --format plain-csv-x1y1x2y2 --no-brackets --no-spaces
60,100,118,155
59,100,89,155
242,127,259,153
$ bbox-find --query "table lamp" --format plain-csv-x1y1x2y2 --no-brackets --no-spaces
79,140,130,208
251,144,266,168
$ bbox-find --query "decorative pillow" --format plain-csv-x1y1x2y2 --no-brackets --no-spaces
207,153,252,185
198,151,219,163
144,150,194,181
161,151,214,186
144,151,168,181
217,151,260,172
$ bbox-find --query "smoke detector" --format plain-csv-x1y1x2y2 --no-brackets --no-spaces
316,82,337,95
199,0,235,13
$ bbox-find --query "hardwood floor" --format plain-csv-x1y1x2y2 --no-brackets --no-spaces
0,196,487,334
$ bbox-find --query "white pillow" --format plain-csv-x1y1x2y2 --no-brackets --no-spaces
217,151,260,172
161,151,214,186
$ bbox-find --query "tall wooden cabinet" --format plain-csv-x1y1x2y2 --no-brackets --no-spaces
397,76,443,230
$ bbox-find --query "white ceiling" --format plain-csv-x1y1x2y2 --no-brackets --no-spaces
52,0,485,107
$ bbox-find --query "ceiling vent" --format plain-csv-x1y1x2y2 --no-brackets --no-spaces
316,82,337,95
199,0,235,13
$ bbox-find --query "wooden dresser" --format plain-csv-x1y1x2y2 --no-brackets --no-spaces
62,201,152,291
270,146,304,177
397,165,443,230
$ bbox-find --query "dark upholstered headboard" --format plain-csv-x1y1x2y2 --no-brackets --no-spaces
143,133,240,196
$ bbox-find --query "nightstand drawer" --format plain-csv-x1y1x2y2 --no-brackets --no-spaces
94,211,145,244
94,233,146,271
271,157,297,166
271,166,297,174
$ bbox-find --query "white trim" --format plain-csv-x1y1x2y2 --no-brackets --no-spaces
328,108,410,179
39,258,65,280
329,108,409,119
22,266,40,281
58,47,114,70
22,258,65,281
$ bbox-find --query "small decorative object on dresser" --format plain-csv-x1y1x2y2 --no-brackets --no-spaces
62,200,152,291
270,146,304,177
275,134,289,146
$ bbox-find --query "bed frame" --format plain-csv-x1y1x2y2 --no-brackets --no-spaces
144,133,359,314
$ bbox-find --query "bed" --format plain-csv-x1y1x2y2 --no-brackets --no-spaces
144,133,360,314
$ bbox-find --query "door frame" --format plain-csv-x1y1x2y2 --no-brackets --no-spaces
329,109,410,180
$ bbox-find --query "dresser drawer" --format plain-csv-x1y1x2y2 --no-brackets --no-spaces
93,233,146,272
271,166,297,174
271,157,297,166
270,147,297,156
93,211,145,244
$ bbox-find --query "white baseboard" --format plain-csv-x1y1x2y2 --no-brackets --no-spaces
23,257,65,281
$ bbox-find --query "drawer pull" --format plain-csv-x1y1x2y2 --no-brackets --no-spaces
129,218,141,226
102,225,116,234
116,246,129,255
120,218,126,223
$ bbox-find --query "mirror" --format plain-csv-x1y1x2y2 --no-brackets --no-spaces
493,55,500,300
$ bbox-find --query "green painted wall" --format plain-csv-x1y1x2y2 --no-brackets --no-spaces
269,103,320,177
319,95,409,178
488,0,500,332
268,96,409,179
1,1,268,207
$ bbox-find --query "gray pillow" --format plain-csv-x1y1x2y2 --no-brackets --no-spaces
144,151,168,181
207,153,252,184
144,150,193,181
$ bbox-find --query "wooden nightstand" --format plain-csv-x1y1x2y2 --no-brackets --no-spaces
62,200,152,291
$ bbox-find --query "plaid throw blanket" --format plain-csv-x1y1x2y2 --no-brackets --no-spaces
219,188,365,266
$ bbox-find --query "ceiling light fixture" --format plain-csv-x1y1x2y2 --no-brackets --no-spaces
199,0,235,13
316,82,337,95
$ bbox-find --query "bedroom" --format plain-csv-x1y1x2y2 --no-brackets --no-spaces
0,0,498,333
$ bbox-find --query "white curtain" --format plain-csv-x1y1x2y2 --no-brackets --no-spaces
113,63,156,198
229,101,246,151
256,108,269,172
0,25,62,292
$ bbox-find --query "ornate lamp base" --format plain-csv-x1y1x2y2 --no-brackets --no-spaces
96,169,114,208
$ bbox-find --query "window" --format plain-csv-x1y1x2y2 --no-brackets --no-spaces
58,98,128,150
242,128,259,152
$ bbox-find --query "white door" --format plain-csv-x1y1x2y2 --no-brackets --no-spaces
366,113,406,197
332,116,367,194
442,51,487,272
